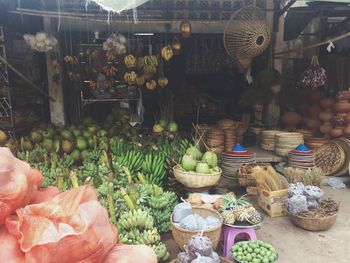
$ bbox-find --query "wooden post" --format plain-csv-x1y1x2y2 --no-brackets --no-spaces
43,17,66,125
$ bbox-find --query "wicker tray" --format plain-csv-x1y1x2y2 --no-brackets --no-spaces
288,212,337,231
171,207,223,250
173,165,222,188
332,138,350,177
315,142,345,176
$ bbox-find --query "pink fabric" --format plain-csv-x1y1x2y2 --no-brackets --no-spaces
0,226,25,263
102,244,157,263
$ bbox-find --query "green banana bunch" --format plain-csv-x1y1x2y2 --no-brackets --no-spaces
112,138,125,156
141,151,167,186
113,149,144,175
118,209,154,231
177,138,191,158
152,243,170,262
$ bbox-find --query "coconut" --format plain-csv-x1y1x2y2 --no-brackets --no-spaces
62,140,73,154
168,122,178,133
202,151,218,167
71,149,81,162
196,162,210,174
43,138,53,152
181,154,197,171
186,146,203,160
30,130,43,143
0,130,8,144
76,137,88,151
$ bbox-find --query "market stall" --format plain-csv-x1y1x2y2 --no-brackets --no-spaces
0,0,350,262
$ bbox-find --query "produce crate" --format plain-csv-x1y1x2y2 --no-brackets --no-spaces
257,188,288,218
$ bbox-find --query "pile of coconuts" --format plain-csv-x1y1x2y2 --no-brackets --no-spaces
179,146,220,174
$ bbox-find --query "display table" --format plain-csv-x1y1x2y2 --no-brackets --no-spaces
246,146,284,163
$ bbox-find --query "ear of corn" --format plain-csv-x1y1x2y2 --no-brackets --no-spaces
267,165,282,189
252,165,284,191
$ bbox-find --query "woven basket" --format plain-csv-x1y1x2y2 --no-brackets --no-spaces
173,165,222,188
171,207,223,250
288,213,337,231
315,142,345,176
238,177,256,187
170,257,231,263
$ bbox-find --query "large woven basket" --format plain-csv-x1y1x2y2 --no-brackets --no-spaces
170,257,232,263
173,165,222,188
288,213,337,231
171,207,223,250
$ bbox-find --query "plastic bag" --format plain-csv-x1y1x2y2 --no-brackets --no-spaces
0,147,42,226
0,226,25,262
187,235,213,258
304,185,324,203
173,202,192,223
288,182,305,198
205,216,220,229
180,214,209,231
191,253,215,263
211,252,220,263
177,251,192,263
102,244,157,263
287,194,308,215
6,185,117,263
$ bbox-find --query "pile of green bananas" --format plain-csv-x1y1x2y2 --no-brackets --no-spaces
113,148,144,175
118,209,170,261
141,151,166,186
148,185,177,233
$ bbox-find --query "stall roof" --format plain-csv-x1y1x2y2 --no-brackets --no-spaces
285,1,350,40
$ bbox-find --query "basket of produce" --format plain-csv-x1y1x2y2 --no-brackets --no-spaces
287,183,339,231
171,206,223,250
288,199,339,231
173,147,221,188
237,163,271,187
216,193,263,227
171,232,230,263
231,241,278,263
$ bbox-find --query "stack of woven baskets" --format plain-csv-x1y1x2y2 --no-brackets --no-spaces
260,130,281,151
275,132,304,157
206,128,225,155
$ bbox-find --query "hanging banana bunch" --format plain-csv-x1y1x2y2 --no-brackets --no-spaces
64,55,78,64
102,65,118,77
124,54,137,69
146,80,157,90
161,46,173,62
157,77,168,88
124,71,137,85
136,76,146,86
143,55,158,67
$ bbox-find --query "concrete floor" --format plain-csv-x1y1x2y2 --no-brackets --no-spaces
164,182,349,262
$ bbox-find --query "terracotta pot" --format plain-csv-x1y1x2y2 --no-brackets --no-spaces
309,105,322,118
318,111,334,122
320,97,335,110
344,125,350,136
297,104,308,114
345,113,350,125
281,111,302,128
320,122,333,134
334,102,350,113
337,90,350,101
305,118,321,131
333,114,346,127
309,91,326,104
330,127,344,138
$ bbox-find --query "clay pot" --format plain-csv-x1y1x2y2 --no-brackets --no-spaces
334,102,350,113
281,112,302,128
337,90,350,101
309,91,326,104
330,127,344,138
318,111,334,122
320,122,333,134
333,114,346,127
309,105,322,118
320,97,335,110
305,118,321,131
345,113,350,125
297,104,308,115
344,125,350,136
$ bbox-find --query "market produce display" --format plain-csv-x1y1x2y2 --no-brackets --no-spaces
179,147,219,173
252,165,287,192
217,193,262,226
0,149,157,263
231,241,278,263
284,166,323,186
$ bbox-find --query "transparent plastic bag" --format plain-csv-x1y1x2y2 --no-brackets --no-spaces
173,202,192,223
287,194,308,215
